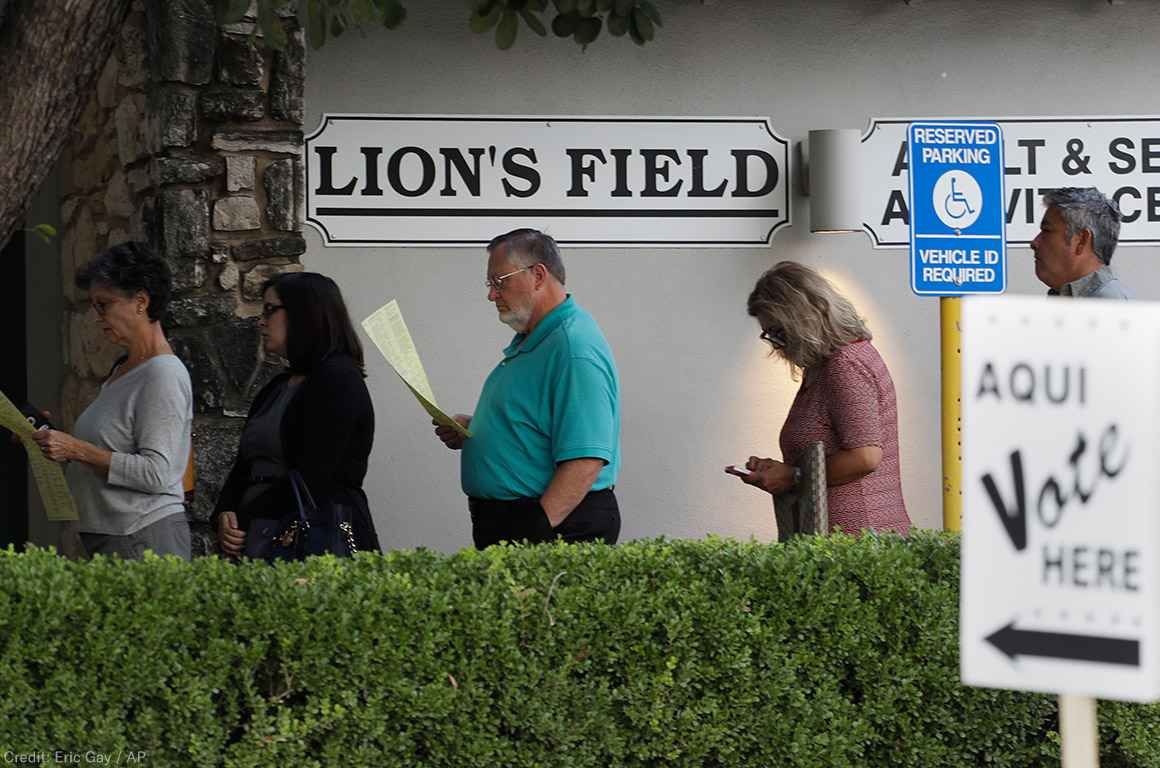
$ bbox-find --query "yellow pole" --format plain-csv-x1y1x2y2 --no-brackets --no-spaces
940,296,962,531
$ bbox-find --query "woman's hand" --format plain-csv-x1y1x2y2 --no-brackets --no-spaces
725,455,798,495
29,428,84,463
217,511,246,559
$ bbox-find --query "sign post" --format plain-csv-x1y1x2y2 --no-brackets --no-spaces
961,296,1160,766
906,121,1007,533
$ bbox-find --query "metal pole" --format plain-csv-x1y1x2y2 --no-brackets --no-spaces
940,296,962,531
1060,695,1099,767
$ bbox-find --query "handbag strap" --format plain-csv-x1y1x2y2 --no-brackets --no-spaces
288,470,318,525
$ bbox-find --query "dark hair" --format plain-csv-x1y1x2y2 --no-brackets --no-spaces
487,228,566,284
75,242,172,321
261,272,365,376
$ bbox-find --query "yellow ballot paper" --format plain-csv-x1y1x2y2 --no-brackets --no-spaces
361,301,471,438
0,391,79,521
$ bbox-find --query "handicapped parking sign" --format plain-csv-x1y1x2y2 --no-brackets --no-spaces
907,121,1006,296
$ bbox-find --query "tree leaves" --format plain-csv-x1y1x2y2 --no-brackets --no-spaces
248,0,663,52
495,8,518,49
27,224,56,244
470,3,502,33
380,0,407,29
476,0,663,50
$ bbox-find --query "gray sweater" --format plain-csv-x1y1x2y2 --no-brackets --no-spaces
67,355,193,535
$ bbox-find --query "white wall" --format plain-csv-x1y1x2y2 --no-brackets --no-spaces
304,0,1160,552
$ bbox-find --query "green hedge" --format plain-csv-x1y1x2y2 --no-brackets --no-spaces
0,534,1156,766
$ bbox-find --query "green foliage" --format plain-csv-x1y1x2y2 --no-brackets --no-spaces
25,223,57,244
214,0,662,51
0,535,1156,766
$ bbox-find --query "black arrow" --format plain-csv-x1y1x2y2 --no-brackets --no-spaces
985,621,1139,666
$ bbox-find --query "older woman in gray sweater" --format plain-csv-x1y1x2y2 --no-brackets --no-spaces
31,243,192,560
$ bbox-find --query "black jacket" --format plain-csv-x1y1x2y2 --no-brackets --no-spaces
212,353,380,552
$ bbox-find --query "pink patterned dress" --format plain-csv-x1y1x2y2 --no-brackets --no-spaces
778,340,911,535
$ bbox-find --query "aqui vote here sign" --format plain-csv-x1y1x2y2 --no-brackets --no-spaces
907,122,1006,296
962,296,1159,701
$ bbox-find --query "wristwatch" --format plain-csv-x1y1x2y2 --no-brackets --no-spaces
790,466,803,487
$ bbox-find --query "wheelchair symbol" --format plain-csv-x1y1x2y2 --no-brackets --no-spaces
932,170,982,229
944,176,975,219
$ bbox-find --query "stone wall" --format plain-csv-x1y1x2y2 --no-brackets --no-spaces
56,0,305,555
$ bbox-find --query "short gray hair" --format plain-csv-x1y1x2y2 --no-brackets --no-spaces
487,228,566,285
1043,187,1122,266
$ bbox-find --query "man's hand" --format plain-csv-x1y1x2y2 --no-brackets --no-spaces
217,510,246,559
434,414,471,450
540,458,604,528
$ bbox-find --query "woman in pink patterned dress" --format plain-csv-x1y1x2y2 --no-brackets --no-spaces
726,262,911,536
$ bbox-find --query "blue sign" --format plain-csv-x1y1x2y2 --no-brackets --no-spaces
907,121,1006,296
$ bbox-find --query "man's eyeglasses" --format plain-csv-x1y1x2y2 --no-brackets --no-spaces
760,327,788,348
485,264,539,292
261,303,285,319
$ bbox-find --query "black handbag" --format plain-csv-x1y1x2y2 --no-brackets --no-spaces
243,470,358,562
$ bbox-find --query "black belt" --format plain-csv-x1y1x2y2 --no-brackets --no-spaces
468,488,615,515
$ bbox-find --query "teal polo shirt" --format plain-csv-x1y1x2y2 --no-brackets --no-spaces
461,296,620,500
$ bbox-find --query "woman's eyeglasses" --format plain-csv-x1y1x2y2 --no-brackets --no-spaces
261,303,285,319
760,327,788,348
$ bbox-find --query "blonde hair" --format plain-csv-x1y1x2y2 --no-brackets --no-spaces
747,261,871,373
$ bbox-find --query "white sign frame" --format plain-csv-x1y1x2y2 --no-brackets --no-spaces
304,114,791,248
863,115,1160,249
961,295,1160,702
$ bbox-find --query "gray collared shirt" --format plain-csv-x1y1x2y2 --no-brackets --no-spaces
1047,266,1130,299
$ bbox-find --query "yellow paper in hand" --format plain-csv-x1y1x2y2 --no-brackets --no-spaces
361,301,470,438
0,391,79,521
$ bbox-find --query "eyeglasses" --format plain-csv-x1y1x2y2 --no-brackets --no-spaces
91,298,122,317
485,264,539,292
261,303,286,319
760,327,788,348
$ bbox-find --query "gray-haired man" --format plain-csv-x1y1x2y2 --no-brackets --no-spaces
1030,187,1128,299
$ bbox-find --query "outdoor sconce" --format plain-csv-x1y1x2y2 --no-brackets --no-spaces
803,128,864,234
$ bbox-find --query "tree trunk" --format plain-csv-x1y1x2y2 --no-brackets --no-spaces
0,0,132,250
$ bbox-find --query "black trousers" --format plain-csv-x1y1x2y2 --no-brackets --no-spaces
468,489,620,549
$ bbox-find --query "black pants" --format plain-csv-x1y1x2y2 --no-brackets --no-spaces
468,489,620,549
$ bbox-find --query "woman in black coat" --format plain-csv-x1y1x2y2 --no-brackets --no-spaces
213,272,380,557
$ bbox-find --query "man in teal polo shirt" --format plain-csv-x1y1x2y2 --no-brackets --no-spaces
434,228,621,548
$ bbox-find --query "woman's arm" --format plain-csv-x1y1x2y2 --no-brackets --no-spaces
104,370,192,494
293,360,370,502
823,349,886,487
825,445,882,486
29,430,112,474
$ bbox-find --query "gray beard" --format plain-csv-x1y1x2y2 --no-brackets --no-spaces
499,308,532,333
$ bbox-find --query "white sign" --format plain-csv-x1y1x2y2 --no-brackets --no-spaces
305,114,790,248
863,116,1160,248
961,295,1160,702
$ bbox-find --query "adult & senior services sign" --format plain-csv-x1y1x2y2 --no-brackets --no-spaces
862,116,1160,248
305,114,790,247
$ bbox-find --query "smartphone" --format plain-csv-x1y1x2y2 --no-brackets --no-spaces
19,403,53,431
725,463,752,476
